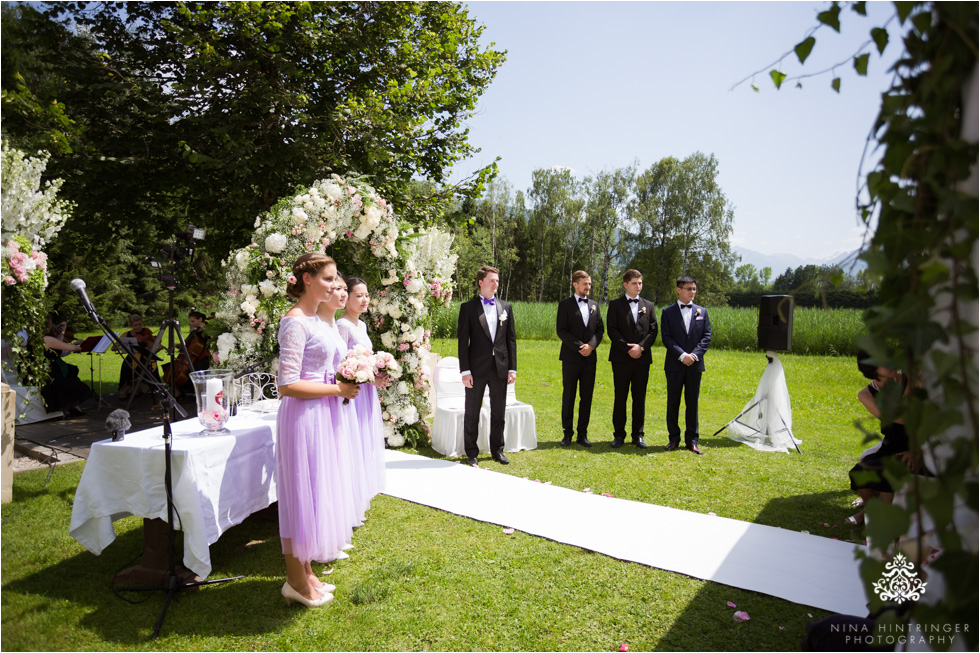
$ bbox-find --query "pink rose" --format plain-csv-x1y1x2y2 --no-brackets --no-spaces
4,276,15,285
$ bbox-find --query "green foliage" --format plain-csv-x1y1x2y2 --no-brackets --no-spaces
817,3,842,31
769,69,787,89
1,1,505,321
794,36,816,63
0,238,49,390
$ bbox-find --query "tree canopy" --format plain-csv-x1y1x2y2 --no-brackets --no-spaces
1,1,505,323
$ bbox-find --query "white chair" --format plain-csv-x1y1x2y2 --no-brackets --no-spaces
233,372,279,411
480,381,537,453
429,356,476,457
422,351,441,414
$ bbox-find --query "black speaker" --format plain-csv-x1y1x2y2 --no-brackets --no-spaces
758,295,794,351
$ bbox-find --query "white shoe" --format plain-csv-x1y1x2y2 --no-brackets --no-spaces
316,583,337,594
341,543,355,551
282,581,332,607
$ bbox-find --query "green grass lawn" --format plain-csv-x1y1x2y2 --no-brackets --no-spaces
2,340,875,651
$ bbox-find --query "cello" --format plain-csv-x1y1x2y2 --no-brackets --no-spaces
163,312,211,393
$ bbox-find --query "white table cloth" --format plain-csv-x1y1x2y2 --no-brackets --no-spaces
69,411,278,578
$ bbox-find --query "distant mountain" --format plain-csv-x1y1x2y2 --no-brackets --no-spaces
734,247,867,276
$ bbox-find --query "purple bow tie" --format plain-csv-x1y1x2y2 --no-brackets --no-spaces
482,297,495,306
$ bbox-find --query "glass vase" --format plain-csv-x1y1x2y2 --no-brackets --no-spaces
190,369,233,436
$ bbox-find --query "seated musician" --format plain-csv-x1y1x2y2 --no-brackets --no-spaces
41,314,95,418
162,310,212,399
116,313,160,400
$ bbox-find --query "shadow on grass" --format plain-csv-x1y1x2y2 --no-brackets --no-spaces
2,507,317,645
651,489,862,651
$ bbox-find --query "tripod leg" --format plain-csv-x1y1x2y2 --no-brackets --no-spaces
711,398,763,437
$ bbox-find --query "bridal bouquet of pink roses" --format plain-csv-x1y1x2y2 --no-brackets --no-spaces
372,350,402,390
335,345,376,404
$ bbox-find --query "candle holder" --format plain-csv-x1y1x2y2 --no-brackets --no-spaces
190,369,233,436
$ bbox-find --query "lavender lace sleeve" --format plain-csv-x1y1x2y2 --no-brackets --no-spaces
277,317,307,386
336,319,358,351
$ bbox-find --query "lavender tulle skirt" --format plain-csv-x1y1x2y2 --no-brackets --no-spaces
276,392,356,562
350,384,387,511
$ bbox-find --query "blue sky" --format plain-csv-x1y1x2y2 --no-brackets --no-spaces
454,1,902,260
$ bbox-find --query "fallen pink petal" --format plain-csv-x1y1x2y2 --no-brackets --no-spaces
619,644,629,652
602,492,613,498
733,611,750,622
726,601,736,608
708,512,717,516
322,568,334,575
502,528,515,535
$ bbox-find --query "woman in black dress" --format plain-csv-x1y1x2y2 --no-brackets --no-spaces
847,354,913,525
40,316,94,418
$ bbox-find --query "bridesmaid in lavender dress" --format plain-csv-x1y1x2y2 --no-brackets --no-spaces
276,253,359,608
337,276,387,504
317,275,368,541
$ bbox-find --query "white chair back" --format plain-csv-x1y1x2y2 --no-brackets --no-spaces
434,356,465,398
234,372,279,408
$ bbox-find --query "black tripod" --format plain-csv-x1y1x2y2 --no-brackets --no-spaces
71,238,241,640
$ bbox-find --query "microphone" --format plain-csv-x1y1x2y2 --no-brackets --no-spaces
70,278,97,315
105,409,131,442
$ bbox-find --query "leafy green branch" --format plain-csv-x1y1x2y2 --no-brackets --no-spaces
730,1,897,93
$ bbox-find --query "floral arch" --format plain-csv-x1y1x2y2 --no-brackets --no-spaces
211,174,456,447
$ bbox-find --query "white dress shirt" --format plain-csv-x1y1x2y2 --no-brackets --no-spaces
483,297,498,342
677,300,694,362
576,295,590,326
626,294,640,323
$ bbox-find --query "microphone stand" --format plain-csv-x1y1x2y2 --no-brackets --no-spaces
73,252,241,641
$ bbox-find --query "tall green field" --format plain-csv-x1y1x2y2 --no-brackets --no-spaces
432,301,865,356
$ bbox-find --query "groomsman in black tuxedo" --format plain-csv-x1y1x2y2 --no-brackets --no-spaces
457,265,517,466
556,270,604,447
660,275,712,455
606,269,658,448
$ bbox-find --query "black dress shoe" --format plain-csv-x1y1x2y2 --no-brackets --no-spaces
577,437,592,447
465,457,479,466
610,438,624,448
560,436,572,447
492,452,510,465
633,437,648,449
666,442,680,451
686,442,703,455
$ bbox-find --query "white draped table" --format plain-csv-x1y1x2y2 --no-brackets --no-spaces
69,411,279,579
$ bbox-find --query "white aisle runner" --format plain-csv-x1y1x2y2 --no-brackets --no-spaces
382,450,868,617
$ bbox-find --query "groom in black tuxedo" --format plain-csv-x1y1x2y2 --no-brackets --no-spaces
606,269,658,448
660,275,712,455
457,265,517,466
556,270,604,447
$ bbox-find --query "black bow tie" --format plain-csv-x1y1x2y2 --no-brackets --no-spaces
627,298,639,304
680,304,692,309
577,297,588,303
